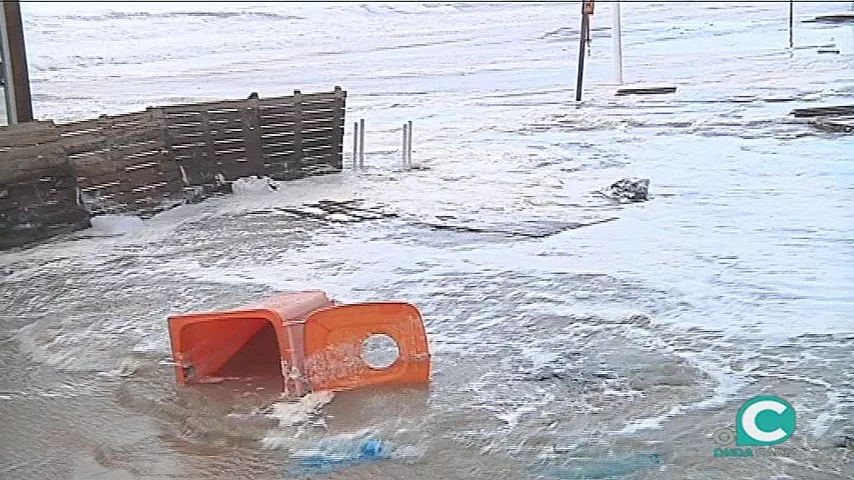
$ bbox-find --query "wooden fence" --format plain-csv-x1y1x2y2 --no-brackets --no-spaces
0,121,90,249
0,87,346,248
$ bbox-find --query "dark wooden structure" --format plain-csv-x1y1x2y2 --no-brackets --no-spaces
58,110,184,217
0,87,347,249
0,121,89,248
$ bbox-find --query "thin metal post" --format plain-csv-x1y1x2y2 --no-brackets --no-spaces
613,0,623,85
358,118,365,169
788,0,794,48
402,123,409,169
575,2,591,102
406,120,413,168
352,121,359,169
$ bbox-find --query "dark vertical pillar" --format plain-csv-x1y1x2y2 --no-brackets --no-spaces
1,0,33,123
575,1,591,102
331,86,345,171
292,90,303,177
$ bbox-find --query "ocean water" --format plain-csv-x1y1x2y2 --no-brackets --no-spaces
2,2,853,479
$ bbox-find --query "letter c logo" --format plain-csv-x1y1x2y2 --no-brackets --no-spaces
736,396,796,446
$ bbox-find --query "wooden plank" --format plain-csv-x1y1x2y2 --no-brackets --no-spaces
0,143,68,182
805,13,854,23
71,151,121,177
615,86,677,96
259,107,334,123
212,148,248,163
301,117,336,129
302,125,335,141
243,95,264,172
80,173,183,199
160,98,249,115
168,132,207,145
208,115,245,129
258,91,337,109
791,105,854,118
112,139,164,158
209,128,245,144
0,121,58,147
206,110,246,124
292,90,304,171
261,140,296,153
162,112,203,124
259,123,297,137
301,136,334,151
56,117,102,134
258,104,295,117
301,145,336,158
330,86,345,169
264,150,297,162
812,116,854,133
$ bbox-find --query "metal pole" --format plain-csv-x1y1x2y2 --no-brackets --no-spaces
407,120,413,168
0,0,33,124
352,121,359,169
401,123,408,169
613,0,623,85
575,2,590,102
788,0,794,48
358,118,365,169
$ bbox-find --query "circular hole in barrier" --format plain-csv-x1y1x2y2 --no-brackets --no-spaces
361,334,400,369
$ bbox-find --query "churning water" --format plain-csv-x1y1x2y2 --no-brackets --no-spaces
2,2,854,479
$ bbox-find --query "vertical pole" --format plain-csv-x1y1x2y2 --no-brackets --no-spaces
331,86,345,171
575,1,590,102
407,120,413,168
358,118,365,169
788,0,794,48
352,121,359,169
401,123,409,170
292,90,304,177
613,0,623,85
0,0,33,124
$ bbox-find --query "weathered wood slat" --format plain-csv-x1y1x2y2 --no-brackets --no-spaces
331,85,345,169
259,108,335,122
160,98,250,115
261,140,296,152
812,116,854,133
792,105,854,118
258,91,337,108
79,165,182,189
211,148,249,163
615,86,677,96
0,143,68,182
259,125,298,139
0,121,58,147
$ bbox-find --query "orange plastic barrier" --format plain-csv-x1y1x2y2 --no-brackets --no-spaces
167,291,431,396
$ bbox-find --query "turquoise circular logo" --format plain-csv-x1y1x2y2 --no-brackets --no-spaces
735,395,796,446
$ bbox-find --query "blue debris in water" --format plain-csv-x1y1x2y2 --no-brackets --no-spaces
289,437,394,476
535,452,663,479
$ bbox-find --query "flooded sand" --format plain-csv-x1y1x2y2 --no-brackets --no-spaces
2,1,854,479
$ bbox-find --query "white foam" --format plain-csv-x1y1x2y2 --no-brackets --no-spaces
89,215,145,236
267,390,335,428
231,176,280,195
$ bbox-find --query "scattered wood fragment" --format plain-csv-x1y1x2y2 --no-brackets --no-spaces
791,105,854,118
616,87,677,96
